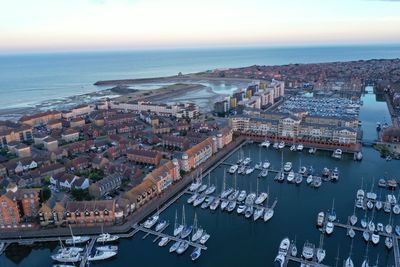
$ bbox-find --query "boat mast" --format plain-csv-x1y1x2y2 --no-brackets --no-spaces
334,246,340,267
193,212,198,232
174,209,178,230
182,205,186,227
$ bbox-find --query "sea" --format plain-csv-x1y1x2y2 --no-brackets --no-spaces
0,45,400,109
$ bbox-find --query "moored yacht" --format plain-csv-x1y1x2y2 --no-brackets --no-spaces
228,164,238,174
155,220,167,232
237,204,246,214
278,141,285,149
297,144,304,151
332,149,343,159
253,207,264,221
325,222,334,234
302,241,315,260
264,208,274,222
286,171,295,183
262,161,271,169
96,245,118,252
317,212,325,228
199,232,210,244
158,237,169,247
96,233,119,243
176,241,189,255
51,250,81,263
143,214,159,229
169,241,181,253
244,206,254,218
87,250,117,261
237,190,247,202
255,192,268,205
204,185,216,195
187,193,198,204
65,235,90,245
283,162,292,172
190,247,201,261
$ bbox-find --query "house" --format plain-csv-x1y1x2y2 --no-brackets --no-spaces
14,143,32,158
216,127,233,149
89,175,122,198
64,199,116,225
91,156,109,170
69,156,91,171
62,128,80,142
50,173,89,190
0,122,33,148
127,149,162,166
38,201,65,226
0,164,6,178
70,117,85,128
43,137,59,152
161,135,190,150
3,158,38,175
46,119,63,130
37,163,65,177
49,148,68,162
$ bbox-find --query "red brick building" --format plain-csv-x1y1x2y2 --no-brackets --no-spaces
127,149,162,166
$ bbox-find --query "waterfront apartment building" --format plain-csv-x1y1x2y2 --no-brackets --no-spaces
145,159,181,194
62,104,96,119
179,137,216,172
124,179,157,210
38,202,66,226
0,122,33,148
19,110,62,126
109,101,199,119
64,200,116,225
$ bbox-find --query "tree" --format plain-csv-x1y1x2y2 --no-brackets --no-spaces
71,188,92,201
41,186,51,202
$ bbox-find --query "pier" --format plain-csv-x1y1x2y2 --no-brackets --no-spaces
132,225,207,250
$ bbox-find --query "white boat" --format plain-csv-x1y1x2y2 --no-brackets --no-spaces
366,192,377,200
345,257,354,267
332,149,342,159
274,253,285,267
237,190,247,202
242,157,251,165
275,172,285,182
220,199,229,211
253,207,264,221
193,195,206,207
308,147,316,154
227,200,237,212
244,206,253,218
65,236,90,245
189,180,202,192
262,161,271,169
169,241,180,253
357,189,365,199
331,167,339,181
325,222,334,234
393,204,400,215
245,193,256,205
273,142,279,149
255,162,262,170
367,201,374,210
368,221,375,232
350,215,357,226
291,242,298,257
56,247,84,254
221,187,234,199
199,233,210,244
375,201,383,210
377,223,384,232
245,167,255,175
306,175,313,184
317,212,325,227
210,198,220,210
96,245,118,252
371,233,380,245
158,237,169,247
283,162,292,172
255,192,268,205
299,166,307,176
264,208,274,222
363,231,370,241
228,165,238,174
173,210,184,236
180,225,193,239
385,237,393,249
192,228,204,242
176,241,189,254
228,190,240,201
187,193,198,204
204,185,216,195
155,220,167,232
237,204,246,214
385,224,393,234
190,247,201,261
297,144,304,151
260,169,269,177
286,171,295,183
278,237,290,256
348,228,355,238
51,250,81,263
96,233,119,243
316,248,326,263
260,140,270,148
278,141,285,149
198,184,207,193
361,218,367,228
143,214,159,229
290,144,296,151
88,250,116,261
237,165,246,174
302,241,315,260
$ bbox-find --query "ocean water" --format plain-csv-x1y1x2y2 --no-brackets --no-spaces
0,45,400,109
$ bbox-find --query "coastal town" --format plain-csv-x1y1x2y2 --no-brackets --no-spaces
0,59,400,265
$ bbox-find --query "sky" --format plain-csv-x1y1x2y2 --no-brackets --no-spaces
0,0,400,53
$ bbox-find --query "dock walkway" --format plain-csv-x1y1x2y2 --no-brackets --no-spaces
80,238,96,267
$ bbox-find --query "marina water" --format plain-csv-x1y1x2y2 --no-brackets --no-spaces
1,87,398,266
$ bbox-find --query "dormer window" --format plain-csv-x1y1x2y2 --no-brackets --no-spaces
104,210,109,215
85,210,90,217
75,211,80,217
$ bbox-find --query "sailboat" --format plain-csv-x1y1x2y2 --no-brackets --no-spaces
328,199,337,222
97,225,119,243
344,240,354,267
385,210,393,234
264,196,275,222
173,209,184,236
361,244,369,267
180,205,192,239
316,234,326,263
65,225,90,245
205,173,216,195
350,200,358,226
191,213,204,242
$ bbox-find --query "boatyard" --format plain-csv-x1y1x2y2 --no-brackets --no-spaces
0,86,399,267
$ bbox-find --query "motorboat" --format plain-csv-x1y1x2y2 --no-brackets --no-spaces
275,172,285,182
227,200,237,212
273,142,279,149
385,237,393,249
176,241,189,254
190,247,201,261
385,224,393,234
173,209,184,237
189,180,202,192
51,250,81,263
297,144,304,151
356,198,364,209
210,198,220,210
221,188,234,199
302,241,315,260
348,228,355,238
228,164,238,174
317,212,325,227
237,165,246,174
316,248,326,263
260,140,271,148
192,228,204,242
396,225,400,236
363,231,370,242
169,241,181,253
295,173,303,184
255,192,268,205
193,195,206,207
264,208,274,222
65,236,90,245
96,233,119,243
155,220,167,232
308,147,316,154
283,162,292,172
361,218,367,228
306,175,313,184
278,141,285,149
377,223,384,232
299,166,307,176
245,167,255,175
204,185,216,195
253,207,264,221
158,237,169,247
330,167,339,181
228,190,240,201
242,157,251,165
366,192,377,200
237,190,247,202
393,204,400,215
350,214,357,226
237,204,246,214
245,193,256,205
325,222,334,234
87,251,117,261
384,202,392,213
56,247,84,254
262,161,271,169
371,232,380,245
375,200,383,210
378,179,387,188
290,144,296,151
244,206,254,218
278,237,290,256
322,167,330,178
198,184,207,193
255,162,263,170
387,194,397,204
96,245,118,252
187,193,198,204
199,233,210,244
366,201,374,210
274,253,285,267
311,176,322,188
332,149,342,159
287,171,295,183
357,189,365,199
